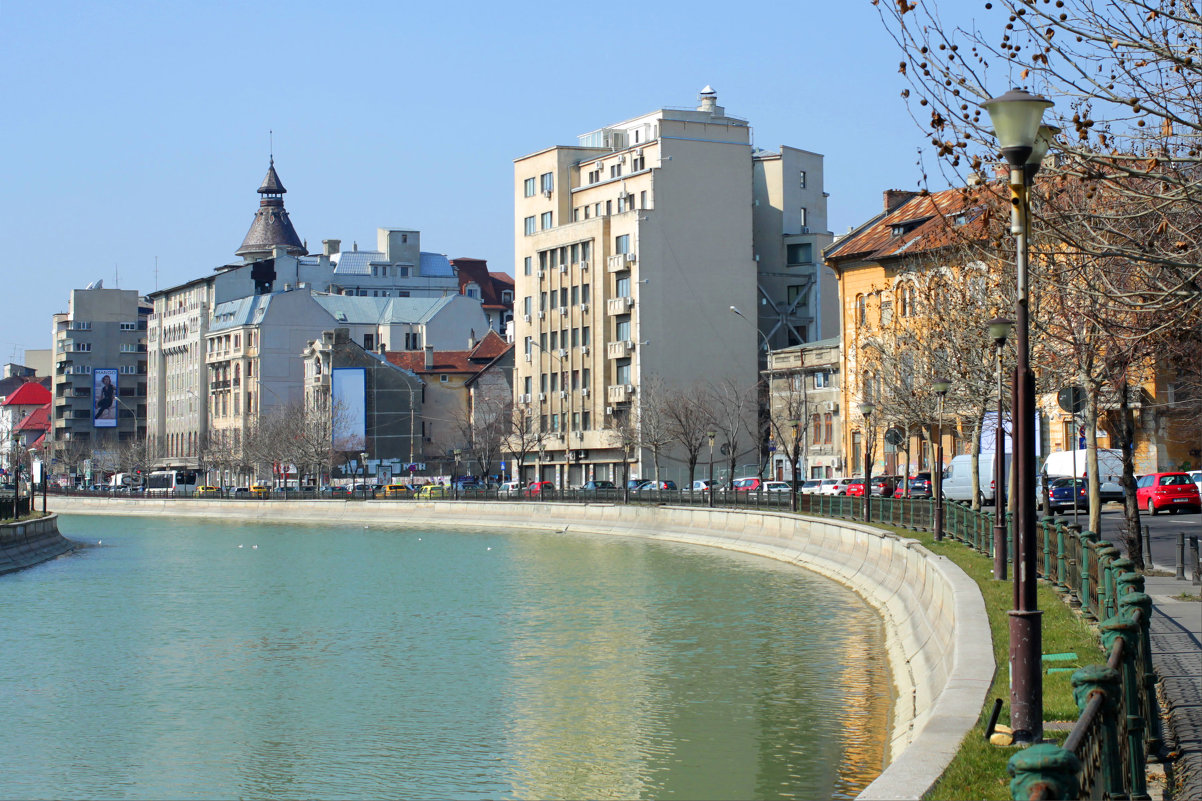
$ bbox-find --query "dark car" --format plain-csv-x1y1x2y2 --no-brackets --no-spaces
579,480,617,492
1044,477,1088,514
908,472,933,499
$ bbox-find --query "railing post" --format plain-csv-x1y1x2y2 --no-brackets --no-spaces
1176,530,1186,580
1055,521,1068,594
1072,664,1125,798
1101,616,1148,800
1007,742,1081,801
1079,530,1099,620
1119,591,1163,758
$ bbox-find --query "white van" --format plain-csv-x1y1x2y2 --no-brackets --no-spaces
1041,449,1124,503
942,453,1010,504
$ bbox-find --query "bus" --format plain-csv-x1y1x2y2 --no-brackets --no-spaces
145,470,199,496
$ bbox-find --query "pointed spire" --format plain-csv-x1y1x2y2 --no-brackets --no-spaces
237,159,305,261
257,158,287,195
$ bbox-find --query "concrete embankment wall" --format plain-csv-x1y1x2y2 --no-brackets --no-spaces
49,497,993,800
0,514,78,575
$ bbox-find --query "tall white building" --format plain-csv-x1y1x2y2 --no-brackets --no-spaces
513,87,778,486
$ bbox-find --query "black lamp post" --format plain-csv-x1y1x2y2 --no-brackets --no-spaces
453,448,462,500
859,400,875,522
707,430,716,508
790,421,801,512
982,86,1056,745
989,317,1014,580
932,378,951,541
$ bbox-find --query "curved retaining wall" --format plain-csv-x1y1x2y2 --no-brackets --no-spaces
0,514,78,575
49,497,993,800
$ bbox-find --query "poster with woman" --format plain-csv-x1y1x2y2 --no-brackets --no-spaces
94,369,118,427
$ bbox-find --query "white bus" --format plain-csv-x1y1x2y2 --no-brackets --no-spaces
145,470,199,496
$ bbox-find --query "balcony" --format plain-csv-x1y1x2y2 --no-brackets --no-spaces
606,297,634,316
607,340,634,359
606,253,637,272
607,383,635,403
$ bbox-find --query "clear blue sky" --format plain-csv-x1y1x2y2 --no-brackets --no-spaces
2,0,934,362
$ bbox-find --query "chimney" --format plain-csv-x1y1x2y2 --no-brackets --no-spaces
468,329,477,350
424,345,434,370
883,190,918,214
323,239,341,256
698,85,717,113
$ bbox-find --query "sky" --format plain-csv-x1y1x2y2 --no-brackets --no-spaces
2,0,936,363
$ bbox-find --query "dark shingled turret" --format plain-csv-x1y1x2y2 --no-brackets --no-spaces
236,159,307,261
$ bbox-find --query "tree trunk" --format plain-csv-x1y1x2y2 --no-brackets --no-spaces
1085,383,1102,536
969,413,984,510
1117,379,1144,569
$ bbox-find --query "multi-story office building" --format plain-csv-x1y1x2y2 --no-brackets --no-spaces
765,337,842,481
50,286,149,452
513,88,777,486
512,88,838,485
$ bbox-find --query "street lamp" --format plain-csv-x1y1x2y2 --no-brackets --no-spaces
360,450,368,501
707,429,716,508
453,448,462,500
932,378,951,541
859,400,875,522
989,317,1014,581
790,420,801,513
983,86,1056,745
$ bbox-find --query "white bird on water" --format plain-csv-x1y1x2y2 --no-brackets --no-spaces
252,545,258,550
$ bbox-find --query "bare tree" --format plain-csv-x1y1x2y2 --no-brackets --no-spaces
663,382,716,488
709,378,758,486
505,403,546,486
461,391,511,482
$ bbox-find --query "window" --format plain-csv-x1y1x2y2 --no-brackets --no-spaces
75,342,92,352
364,334,375,350
541,212,552,230
523,257,532,276
856,294,866,327
616,276,631,297
632,155,645,171
120,322,137,331
523,296,532,315
640,190,647,209
581,284,590,304
524,177,536,197
502,290,513,304
787,285,808,308
799,207,808,228
571,285,579,305
880,300,893,326
540,373,547,392
616,359,631,385
440,375,449,383
541,173,554,194
581,241,591,262
615,234,630,254
610,164,622,178
550,373,559,391
120,343,138,353
814,371,828,388
524,376,532,395
550,331,558,349
524,336,532,357
824,413,833,444
582,368,590,388
812,414,821,445
588,169,600,184
786,243,812,264
571,327,579,347
617,195,626,213
799,170,807,189
524,216,536,236
616,318,631,341
582,326,591,346
539,292,547,311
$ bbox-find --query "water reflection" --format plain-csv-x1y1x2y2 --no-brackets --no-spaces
0,515,890,800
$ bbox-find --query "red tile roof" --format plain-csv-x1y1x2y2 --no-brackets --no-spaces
2,381,51,407
451,258,514,310
384,329,512,376
15,403,50,432
825,185,1002,266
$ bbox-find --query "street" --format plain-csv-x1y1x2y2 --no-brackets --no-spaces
1066,504,1202,574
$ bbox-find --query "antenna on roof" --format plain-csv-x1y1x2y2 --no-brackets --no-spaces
269,129,274,165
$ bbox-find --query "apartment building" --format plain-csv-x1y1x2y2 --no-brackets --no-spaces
765,337,843,481
513,87,768,486
50,286,149,453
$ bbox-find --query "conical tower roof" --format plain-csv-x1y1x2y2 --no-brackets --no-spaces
237,159,306,260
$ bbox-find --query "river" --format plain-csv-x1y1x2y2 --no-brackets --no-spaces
0,513,891,800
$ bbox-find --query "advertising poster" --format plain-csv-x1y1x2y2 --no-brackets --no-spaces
93,368,118,428
331,367,366,452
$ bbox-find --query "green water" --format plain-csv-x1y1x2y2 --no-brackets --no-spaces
0,514,891,800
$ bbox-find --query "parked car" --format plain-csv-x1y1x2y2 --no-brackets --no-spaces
1136,472,1201,515
250,485,270,498
818,478,842,496
908,472,934,499
626,479,646,491
384,483,414,498
1043,477,1088,514
527,481,556,497
195,485,221,497
763,481,792,493
870,476,897,497
497,481,524,497
348,483,377,498
1189,470,1202,495
579,480,616,492
691,479,718,492
845,478,867,497
636,480,677,491
801,479,824,495
416,484,448,500
732,477,763,492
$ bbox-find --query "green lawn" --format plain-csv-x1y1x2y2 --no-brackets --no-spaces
871,523,1104,800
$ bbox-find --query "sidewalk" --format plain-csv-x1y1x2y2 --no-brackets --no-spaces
1144,575,1202,800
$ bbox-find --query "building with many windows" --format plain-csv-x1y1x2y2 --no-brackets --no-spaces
765,337,842,481
50,285,149,456
512,87,835,486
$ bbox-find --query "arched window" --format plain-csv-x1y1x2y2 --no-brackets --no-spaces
812,413,821,445
856,294,866,328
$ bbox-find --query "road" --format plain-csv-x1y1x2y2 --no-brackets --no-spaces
1055,503,1202,574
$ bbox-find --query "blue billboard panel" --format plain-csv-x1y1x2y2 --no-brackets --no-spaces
94,368,118,428
331,367,366,452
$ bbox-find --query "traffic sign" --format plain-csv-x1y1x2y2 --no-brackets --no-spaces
1057,386,1086,415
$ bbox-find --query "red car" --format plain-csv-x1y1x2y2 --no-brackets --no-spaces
527,481,556,497
732,477,763,492
1136,472,1201,515
845,479,867,497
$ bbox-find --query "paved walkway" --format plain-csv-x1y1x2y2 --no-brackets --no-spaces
1144,575,1202,800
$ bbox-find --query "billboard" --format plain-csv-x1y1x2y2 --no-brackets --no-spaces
93,368,118,428
331,367,366,452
